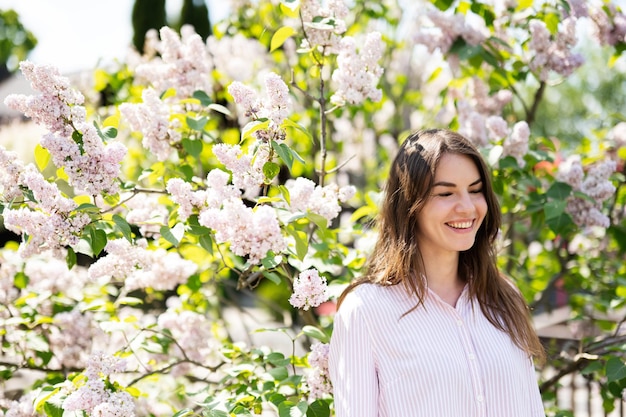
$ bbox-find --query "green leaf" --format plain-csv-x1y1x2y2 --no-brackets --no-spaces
287,228,308,260
182,138,203,158
75,203,100,213
192,90,212,106
208,103,231,116
14,271,29,289
43,402,64,417
433,0,454,11
262,270,282,285
172,409,195,417
267,366,289,381
242,119,270,141
90,227,108,256
271,26,296,52
302,325,329,343
34,144,51,171
544,200,567,220
306,399,330,417
272,141,295,170
546,182,572,200
66,246,77,269
186,116,208,131
278,401,307,417
606,357,626,383
263,161,281,182
160,224,184,247
546,213,575,236
200,233,214,254
113,214,133,241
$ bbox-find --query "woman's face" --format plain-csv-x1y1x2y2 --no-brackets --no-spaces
416,152,488,257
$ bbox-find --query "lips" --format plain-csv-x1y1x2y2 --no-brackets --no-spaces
446,220,473,229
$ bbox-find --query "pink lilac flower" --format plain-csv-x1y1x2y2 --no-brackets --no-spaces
502,121,530,167
305,342,332,399
228,72,292,143
166,178,209,221
48,309,99,369
134,26,212,98
4,61,85,137
3,167,92,257
63,353,134,416
199,198,286,264
589,4,626,46
284,177,356,225
88,238,197,292
0,146,25,202
207,34,270,82
485,116,509,141
300,0,349,54
557,156,616,228
413,9,489,54
120,87,182,161
330,32,385,106
528,18,584,81
289,268,329,310
157,309,216,363
124,192,170,237
5,62,126,195
212,143,267,198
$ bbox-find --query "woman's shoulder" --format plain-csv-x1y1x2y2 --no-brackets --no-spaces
338,282,409,315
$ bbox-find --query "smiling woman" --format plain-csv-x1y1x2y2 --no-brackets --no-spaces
328,128,546,417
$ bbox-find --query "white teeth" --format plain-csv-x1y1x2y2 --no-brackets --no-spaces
447,221,472,229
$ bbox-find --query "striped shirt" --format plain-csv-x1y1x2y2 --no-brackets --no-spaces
328,282,544,417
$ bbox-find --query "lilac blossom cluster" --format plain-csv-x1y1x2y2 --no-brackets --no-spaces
556,156,617,228
2,165,91,257
157,309,216,365
284,177,356,225
227,72,292,143
288,268,329,310
412,9,490,54
119,87,183,161
502,121,530,167
527,18,584,81
4,61,126,195
62,352,135,417
133,26,212,98
212,142,269,198
48,309,101,369
330,32,385,106
0,146,24,201
299,0,349,53
123,192,170,237
166,169,241,220
453,78,513,147
305,342,333,400
588,3,626,46
88,238,197,291
199,198,286,264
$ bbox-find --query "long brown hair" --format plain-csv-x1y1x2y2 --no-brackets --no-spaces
338,129,545,361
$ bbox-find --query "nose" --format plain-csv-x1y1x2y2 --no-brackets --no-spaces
455,192,474,213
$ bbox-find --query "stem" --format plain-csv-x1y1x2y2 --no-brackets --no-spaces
526,81,546,127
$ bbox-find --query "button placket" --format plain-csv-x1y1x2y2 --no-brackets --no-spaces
452,310,486,413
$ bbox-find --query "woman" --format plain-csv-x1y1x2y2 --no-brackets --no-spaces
328,129,545,417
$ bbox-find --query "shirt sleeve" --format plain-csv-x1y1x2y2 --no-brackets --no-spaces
328,294,379,417
527,358,546,416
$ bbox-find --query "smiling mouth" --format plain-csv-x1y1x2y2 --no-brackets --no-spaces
446,220,473,229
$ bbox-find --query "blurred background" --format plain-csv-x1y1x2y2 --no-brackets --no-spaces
0,0,229,74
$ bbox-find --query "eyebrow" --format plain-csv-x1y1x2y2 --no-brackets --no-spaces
432,178,483,187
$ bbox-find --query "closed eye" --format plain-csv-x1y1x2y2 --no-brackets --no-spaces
470,188,483,194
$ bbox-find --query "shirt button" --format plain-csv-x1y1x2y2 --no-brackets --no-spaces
456,319,463,326
468,353,475,360
477,395,484,402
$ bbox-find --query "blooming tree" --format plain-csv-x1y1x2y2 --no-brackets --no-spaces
0,0,625,416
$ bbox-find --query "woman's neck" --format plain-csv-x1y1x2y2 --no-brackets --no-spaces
422,251,464,306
